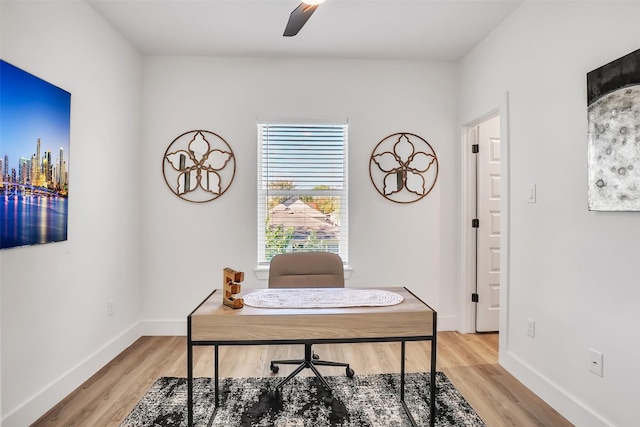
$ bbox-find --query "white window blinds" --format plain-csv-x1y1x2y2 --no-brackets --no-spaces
257,122,348,264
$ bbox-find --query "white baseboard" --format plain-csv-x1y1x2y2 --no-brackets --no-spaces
140,319,187,336
435,314,457,332
500,349,611,427
1,322,142,427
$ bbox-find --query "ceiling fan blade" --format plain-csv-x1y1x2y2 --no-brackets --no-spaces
283,3,319,37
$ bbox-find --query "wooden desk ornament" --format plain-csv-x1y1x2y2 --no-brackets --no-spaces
223,267,244,309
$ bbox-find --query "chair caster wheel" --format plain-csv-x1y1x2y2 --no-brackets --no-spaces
270,363,279,373
346,367,355,378
270,389,282,400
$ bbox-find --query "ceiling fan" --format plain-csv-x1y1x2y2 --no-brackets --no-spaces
283,0,325,37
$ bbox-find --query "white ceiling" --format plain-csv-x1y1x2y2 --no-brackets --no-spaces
87,0,523,61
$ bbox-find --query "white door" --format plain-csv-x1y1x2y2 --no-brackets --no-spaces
475,115,501,332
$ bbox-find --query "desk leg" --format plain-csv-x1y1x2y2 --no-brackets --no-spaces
400,341,406,401
214,345,219,407
430,318,437,427
200,345,219,427
187,337,193,427
400,341,419,427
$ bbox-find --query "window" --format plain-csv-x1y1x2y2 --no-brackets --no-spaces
257,122,348,264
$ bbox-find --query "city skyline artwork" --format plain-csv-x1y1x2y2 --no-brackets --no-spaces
0,60,71,249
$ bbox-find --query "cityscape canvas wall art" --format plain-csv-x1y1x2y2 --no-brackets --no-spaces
587,48,640,211
0,60,70,249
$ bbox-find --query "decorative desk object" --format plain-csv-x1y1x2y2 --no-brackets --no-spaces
162,130,236,203
222,268,244,309
369,132,439,203
587,47,640,211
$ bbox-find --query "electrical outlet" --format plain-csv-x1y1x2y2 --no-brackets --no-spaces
589,349,603,377
108,300,114,317
526,317,535,337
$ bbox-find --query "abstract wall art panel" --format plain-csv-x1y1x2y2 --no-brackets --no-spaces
587,48,640,211
0,60,71,249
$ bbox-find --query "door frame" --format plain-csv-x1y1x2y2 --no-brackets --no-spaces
460,93,511,344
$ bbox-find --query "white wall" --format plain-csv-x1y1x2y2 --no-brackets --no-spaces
140,57,459,330
7,1,637,426
459,2,640,426
0,2,143,425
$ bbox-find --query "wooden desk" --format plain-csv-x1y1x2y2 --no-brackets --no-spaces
187,286,437,426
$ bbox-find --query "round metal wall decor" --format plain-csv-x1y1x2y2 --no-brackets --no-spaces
369,132,439,204
162,130,236,203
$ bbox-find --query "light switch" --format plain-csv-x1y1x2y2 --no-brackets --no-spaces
527,184,537,203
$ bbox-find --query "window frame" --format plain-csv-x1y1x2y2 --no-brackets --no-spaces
257,120,348,265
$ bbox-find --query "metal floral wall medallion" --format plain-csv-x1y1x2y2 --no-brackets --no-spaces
369,132,439,204
162,130,236,203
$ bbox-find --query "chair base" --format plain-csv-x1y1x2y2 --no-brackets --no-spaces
270,343,354,394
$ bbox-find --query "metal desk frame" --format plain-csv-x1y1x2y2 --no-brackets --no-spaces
187,287,437,427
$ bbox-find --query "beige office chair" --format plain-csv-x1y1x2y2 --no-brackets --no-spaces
268,251,354,394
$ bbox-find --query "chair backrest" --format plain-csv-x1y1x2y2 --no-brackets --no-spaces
268,252,344,289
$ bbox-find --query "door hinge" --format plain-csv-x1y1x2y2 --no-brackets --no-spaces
472,293,479,303
472,144,479,153
472,218,479,228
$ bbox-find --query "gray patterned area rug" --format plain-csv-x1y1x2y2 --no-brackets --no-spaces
121,372,486,427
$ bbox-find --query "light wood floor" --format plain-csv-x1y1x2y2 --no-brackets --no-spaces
32,332,572,426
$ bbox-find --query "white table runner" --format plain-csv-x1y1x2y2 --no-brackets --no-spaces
243,288,403,309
